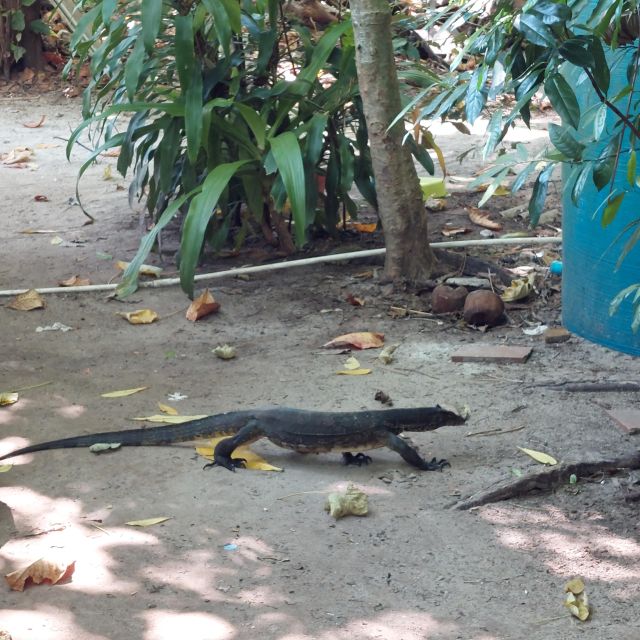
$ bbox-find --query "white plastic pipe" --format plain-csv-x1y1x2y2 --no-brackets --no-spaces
0,235,562,297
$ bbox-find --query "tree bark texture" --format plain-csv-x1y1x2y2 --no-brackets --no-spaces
351,0,435,283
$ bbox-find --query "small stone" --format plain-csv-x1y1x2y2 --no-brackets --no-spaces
463,290,505,327
431,285,468,314
544,326,571,344
607,409,640,435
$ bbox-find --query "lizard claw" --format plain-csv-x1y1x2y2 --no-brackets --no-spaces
203,457,247,472
342,452,372,466
424,457,450,471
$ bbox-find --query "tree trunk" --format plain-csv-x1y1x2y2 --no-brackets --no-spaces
22,0,44,71
350,0,435,283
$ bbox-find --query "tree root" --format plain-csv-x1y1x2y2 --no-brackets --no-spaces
433,248,514,285
453,450,640,510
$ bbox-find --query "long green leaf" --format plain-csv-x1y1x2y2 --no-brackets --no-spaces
548,123,584,159
483,109,503,160
571,162,592,205
116,193,191,299
180,160,250,297
174,14,194,89
218,0,241,32
545,74,580,129
202,0,232,55
141,0,163,53
269,132,307,246
124,37,146,101
235,104,267,150
529,163,555,225
185,63,203,164
602,192,624,227
70,4,100,49
515,13,556,47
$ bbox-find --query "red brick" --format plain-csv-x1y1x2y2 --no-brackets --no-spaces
606,409,640,435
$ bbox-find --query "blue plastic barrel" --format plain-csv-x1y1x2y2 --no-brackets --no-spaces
562,38,640,354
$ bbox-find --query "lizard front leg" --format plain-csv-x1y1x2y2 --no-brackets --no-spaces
385,432,450,471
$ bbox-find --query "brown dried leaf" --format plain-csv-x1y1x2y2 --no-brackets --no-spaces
442,224,471,237
59,275,91,287
8,289,45,311
34,195,50,202
116,260,163,278
186,289,221,322
5,558,75,591
466,207,503,231
324,331,384,350
2,147,33,165
23,115,46,128
117,309,159,325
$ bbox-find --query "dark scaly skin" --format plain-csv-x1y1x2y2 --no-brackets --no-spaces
0,406,467,471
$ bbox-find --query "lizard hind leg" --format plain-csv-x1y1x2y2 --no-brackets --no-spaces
209,419,261,472
385,432,450,471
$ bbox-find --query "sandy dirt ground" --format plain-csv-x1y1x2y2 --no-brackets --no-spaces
1,92,640,640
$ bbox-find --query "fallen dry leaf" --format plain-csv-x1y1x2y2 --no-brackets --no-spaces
116,260,163,278
350,222,377,233
501,273,535,303
196,437,282,471
186,289,220,321
325,483,369,519
102,148,121,157
59,275,91,287
336,368,372,375
378,344,398,364
0,392,19,406
117,309,159,325
133,414,207,423
564,579,589,621
23,115,45,128
2,146,33,164
343,356,361,370
466,206,503,231
101,386,148,398
103,165,113,180
212,344,236,360
441,224,471,237
5,558,75,592
34,195,50,202
50,236,64,245
8,289,45,311
323,331,384,350
158,402,178,415
0,464,12,473
517,446,558,466
125,517,172,527
346,293,365,306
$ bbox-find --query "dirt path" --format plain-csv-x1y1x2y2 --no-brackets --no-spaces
1,94,639,640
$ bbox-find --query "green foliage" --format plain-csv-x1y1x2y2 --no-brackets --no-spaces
0,0,50,68
69,0,436,298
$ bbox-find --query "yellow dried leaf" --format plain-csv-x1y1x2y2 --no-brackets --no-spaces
323,331,384,350
212,344,236,360
344,356,361,370
564,589,589,621
133,414,208,423
336,368,372,375
186,289,221,321
5,558,75,592
378,344,398,364
59,275,91,287
8,289,45,311
116,261,163,277
158,403,178,415
125,517,172,527
0,392,19,406
117,309,159,325
0,464,12,473
103,165,113,180
101,386,148,398
2,146,33,165
501,273,536,303
196,438,282,472
50,236,64,245
325,484,369,519
517,447,558,465
564,577,585,594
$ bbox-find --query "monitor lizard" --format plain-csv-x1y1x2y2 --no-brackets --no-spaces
0,405,467,471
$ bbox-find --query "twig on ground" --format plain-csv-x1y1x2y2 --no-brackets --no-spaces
454,451,640,510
